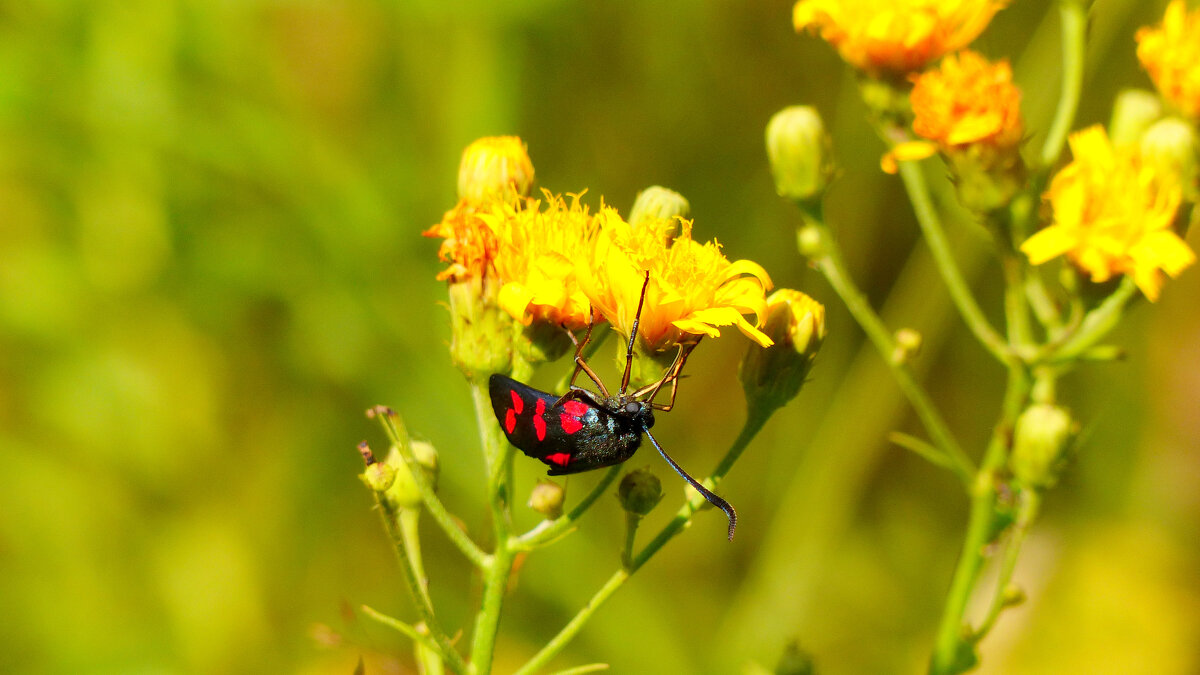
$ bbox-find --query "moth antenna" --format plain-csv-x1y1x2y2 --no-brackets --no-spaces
620,271,652,396
643,428,737,540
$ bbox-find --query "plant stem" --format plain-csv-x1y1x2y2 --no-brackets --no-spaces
806,221,975,482
1046,278,1137,363
974,490,1040,641
376,409,490,569
512,408,773,675
928,366,1030,675
512,465,623,551
468,379,517,674
371,493,467,673
893,158,1013,364
1040,0,1087,168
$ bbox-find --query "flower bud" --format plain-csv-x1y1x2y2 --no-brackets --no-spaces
457,136,534,205
382,440,440,510
741,289,826,413
360,461,396,492
766,106,834,204
1011,403,1076,489
618,468,663,516
528,480,565,519
629,186,691,228
448,277,514,380
891,327,922,364
1109,89,1164,148
1140,117,1198,201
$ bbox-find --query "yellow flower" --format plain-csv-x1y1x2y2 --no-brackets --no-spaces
1021,126,1194,301
793,0,1007,74
910,50,1023,150
581,213,774,353
488,192,599,330
1137,0,1200,118
423,201,500,283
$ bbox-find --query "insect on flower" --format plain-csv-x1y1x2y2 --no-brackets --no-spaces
489,273,738,539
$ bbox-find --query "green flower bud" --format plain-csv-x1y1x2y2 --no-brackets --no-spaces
1109,89,1164,149
448,278,514,380
629,186,691,228
528,479,565,520
360,461,396,492
457,136,534,205
1140,117,1198,201
741,289,826,413
766,106,834,204
382,440,440,510
618,468,663,516
1011,403,1076,490
891,327,922,364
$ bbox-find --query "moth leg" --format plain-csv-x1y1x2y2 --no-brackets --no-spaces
553,385,604,410
564,316,609,396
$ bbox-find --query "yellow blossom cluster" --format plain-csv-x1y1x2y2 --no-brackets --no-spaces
793,0,1007,74
1021,126,1194,301
1137,0,1200,118
425,137,774,354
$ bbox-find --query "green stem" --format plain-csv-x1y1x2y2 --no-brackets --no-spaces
361,604,439,652
376,409,490,569
371,492,466,674
1040,0,1088,168
512,408,773,675
469,547,515,675
468,379,517,675
512,465,623,551
929,367,1030,675
974,491,1041,642
621,513,641,569
893,158,1013,364
400,510,434,615
1046,278,1138,363
807,222,975,482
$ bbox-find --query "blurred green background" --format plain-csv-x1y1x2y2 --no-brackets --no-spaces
3,0,1198,673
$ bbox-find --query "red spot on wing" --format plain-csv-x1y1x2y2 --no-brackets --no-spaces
546,452,571,466
510,390,524,414
504,409,517,434
560,400,588,434
534,399,547,441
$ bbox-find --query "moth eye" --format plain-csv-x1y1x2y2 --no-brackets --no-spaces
625,402,640,415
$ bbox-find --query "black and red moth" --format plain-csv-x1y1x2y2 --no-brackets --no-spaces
487,273,738,540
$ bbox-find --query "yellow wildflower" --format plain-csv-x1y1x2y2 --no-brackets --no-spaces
423,201,500,283
581,213,774,353
488,192,599,331
793,0,1007,74
1021,126,1194,301
910,50,1023,150
1137,0,1200,118
425,135,535,283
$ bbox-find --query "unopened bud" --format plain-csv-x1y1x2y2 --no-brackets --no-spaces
1140,117,1198,201
457,136,535,205
1110,89,1164,148
629,186,691,228
618,468,663,516
382,441,440,510
528,480,565,519
741,289,826,413
360,461,396,492
766,106,834,204
1011,403,1076,489
410,440,440,488
892,328,923,364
